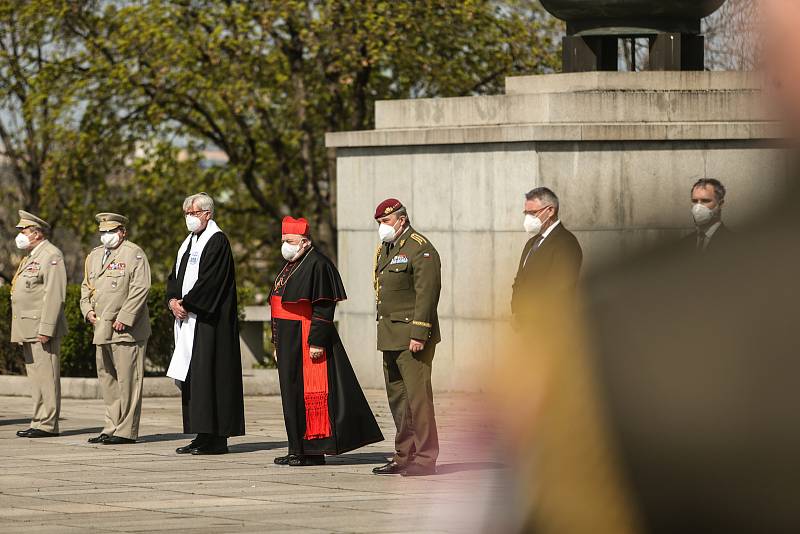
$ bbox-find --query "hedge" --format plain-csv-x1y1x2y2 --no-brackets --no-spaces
0,283,252,377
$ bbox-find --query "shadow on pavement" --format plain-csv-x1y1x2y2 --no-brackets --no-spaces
0,418,30,427
326,451,393,465
435,462,506,475
229,441,289,453
138,433,192,443
60,427,103,437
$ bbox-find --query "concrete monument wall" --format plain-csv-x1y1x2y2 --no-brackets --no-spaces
326,72,787,392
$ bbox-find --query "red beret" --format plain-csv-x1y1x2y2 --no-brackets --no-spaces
282,216,309,236
374,198,404,219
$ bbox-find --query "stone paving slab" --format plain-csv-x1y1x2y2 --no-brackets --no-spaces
0,391,505,533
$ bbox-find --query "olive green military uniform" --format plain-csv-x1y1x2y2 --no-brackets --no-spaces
375,226,442,468
80,214,151,440
10,212,67,434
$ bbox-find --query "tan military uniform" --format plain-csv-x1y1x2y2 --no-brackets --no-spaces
80,236,151,440
11,240,68,434
374,226,442,468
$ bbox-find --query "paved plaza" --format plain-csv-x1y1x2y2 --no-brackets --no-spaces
0,391,506,533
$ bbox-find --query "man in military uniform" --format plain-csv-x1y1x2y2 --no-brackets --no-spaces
371,199,442,476
80,213,151,445
10,211,67,438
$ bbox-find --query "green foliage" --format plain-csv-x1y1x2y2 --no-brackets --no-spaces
0,286,23,375
72,0,561,287
0,0,562,292
60,285,96,376
0,283,256,377
144,283,176,374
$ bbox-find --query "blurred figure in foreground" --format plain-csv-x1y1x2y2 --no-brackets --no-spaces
495,2,800,532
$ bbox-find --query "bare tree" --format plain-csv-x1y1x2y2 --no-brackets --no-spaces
703,0,760,70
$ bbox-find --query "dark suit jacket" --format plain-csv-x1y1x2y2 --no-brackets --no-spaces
511,223,583,319
680,222,734,254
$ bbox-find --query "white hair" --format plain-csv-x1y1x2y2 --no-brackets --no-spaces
183,192,215,216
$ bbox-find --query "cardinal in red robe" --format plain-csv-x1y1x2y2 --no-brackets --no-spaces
270,216,383,466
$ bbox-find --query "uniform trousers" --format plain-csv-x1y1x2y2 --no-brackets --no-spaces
382,345,439,467
96,341,146,439
23,339,62,433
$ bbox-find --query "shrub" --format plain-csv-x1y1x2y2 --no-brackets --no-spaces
0,283,253,377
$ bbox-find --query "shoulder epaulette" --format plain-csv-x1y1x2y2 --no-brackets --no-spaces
410,233,427,246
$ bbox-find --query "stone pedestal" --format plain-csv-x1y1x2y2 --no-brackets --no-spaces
326,71,786,392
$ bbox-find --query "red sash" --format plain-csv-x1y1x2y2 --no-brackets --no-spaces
270,295,331,440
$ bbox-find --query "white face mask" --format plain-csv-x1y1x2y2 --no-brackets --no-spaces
378,220,401,243
15,232,30,250
185,215,202,233
100,232,120,249
691,203,716,226
281,241,302,261
523,214,543,236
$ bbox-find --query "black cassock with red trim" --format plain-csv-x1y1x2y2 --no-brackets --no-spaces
270,247,383,456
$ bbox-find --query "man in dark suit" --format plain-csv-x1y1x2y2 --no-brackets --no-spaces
683,178,732,254
511,187,583,326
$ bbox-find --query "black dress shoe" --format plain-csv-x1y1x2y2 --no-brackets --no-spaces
401,463,437,477
102,436,136,445
191,442,229,455
176,443,198,454
26,429,59,438
176,435,208,454
16,428,33,437
372,461,406,475
88,434,110,444
288,455,325,466
274,454,295,465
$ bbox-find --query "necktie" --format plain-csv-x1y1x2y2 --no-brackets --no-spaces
10,256,28,294
696,231,705,252
101,249,111,268
523,235,544,268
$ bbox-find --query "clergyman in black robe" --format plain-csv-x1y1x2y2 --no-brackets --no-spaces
270,216,383,466
166,193,245,455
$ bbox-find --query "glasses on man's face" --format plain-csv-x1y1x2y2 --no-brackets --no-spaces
184,210,208,217
523,205,552,216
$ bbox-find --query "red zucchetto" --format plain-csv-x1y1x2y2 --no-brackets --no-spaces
282,216,310,236
374,198,404,219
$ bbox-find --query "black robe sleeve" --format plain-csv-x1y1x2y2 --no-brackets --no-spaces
308,300,336,348
181,233,236,317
